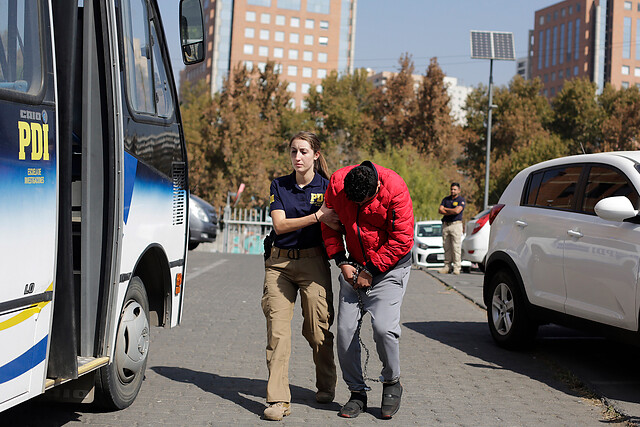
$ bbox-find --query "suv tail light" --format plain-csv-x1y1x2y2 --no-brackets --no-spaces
471,212,490,234
489,204,505,225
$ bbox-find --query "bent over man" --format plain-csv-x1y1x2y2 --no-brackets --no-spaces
321,161,414,419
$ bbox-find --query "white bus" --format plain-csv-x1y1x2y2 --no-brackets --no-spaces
0,0,203,411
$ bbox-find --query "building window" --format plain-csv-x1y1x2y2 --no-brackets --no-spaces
318,52,327,63
320,20,329,30
259,46,268,56
245,28,255,38
287,82,297,92
635,67,640,77
561,7,565,17
575,19,580,60
274,47,284,58
624,17,632,59
553,11,558,20
278,0,301,10
307,0,330,14
574,65,578,76
244,60,254,70
539,15,544,25
258,62,267,72
303,50,313,61
301,83,310,94
291,17,300,27
261,13,271,24
243,44,254,54
246,11,256,22
289,98,296,108
290,33,299,43
317,68,327,78
316,84,323,92
275,31,285,42
274,63,283,74
260,29,270,40
538,31,543,70
289,49,299,59
622,65,630,75
559,69,564,78
302,67,312,77
304,35,314,45
276,15,285,25
569,6,573,14
624,1,632,10
637,19,640,59
544,74,548,83
545,28,550,68
288,65,298,76
551,72,556,81
567,21,572,61
559,23,564,65
248,0,271,5
552,26,557,66
305,19,314,29
622,81,630,88
319,36,328,46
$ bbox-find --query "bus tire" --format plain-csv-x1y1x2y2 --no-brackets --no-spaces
95,277,150,409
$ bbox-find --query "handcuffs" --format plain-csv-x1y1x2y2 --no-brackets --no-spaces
338,260,373,294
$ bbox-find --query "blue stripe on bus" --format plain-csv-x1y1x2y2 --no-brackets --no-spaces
123,152,138,225
0,336,48,385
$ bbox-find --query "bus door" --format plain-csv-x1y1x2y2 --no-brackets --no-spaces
0,0,57,409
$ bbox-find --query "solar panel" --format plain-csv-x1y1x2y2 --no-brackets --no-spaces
470,31,515,61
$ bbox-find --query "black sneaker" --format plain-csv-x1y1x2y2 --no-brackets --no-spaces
381,382,402,419
338,392,367,418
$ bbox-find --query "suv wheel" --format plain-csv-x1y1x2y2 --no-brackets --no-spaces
487,270,537,349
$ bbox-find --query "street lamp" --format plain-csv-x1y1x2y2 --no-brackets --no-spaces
470,30,515,210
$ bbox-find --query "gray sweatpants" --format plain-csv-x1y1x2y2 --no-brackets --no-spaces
336,264,410,392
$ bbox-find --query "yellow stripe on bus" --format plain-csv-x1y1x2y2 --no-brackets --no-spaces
0,283,53,331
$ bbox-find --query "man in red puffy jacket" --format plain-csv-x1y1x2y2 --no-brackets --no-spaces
321,161,414,419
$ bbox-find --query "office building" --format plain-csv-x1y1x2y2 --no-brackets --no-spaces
531,0,640,97
181,0,357,108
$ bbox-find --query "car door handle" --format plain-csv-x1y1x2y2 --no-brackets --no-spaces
515,220,528,227
567,229,583,238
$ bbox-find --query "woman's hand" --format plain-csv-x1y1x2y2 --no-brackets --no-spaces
316,202,343,232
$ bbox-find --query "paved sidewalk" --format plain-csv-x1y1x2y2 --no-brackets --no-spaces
426,266,640,425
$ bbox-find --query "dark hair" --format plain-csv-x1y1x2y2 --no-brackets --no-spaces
451,182,460,188
344,165,377,203
289,131,329,179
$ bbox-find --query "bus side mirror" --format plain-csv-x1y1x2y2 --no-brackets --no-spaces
179,0,205,65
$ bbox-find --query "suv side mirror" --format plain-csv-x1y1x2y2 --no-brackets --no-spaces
179,0,205,65
594,196,639,222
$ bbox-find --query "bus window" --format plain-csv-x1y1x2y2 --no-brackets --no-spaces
150,19,173,118
0,0,43,97
121,0,154,114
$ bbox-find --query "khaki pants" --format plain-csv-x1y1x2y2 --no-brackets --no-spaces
261,247,336,403
442,221,463,271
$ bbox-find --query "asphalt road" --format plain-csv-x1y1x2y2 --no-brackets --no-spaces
3,251,638,425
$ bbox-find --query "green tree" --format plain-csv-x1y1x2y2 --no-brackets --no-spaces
599,85,640,151
550,78,604,154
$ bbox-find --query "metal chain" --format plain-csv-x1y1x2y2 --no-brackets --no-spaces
352,266,380,384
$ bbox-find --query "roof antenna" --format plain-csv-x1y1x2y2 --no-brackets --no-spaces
579,142,586,154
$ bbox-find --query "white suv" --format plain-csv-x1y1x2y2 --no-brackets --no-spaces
484,152,640,349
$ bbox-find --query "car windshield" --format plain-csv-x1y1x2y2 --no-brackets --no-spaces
416,224,442,237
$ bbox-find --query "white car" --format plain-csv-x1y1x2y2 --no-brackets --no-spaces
484,152,640,349
412,220,471,271
461,207,492,272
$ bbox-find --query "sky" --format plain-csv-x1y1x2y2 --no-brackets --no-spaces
159,0,558,90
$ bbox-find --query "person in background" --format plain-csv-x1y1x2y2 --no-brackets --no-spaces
261,131,341,421
321,161,414,419
438,182,465,275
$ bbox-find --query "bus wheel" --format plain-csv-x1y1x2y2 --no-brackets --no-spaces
96,277,150,409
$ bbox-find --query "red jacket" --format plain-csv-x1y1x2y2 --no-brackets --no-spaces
322,161,414,275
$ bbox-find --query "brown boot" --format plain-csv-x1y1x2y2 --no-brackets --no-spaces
263,402,291,421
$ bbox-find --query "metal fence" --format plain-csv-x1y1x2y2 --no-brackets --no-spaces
216,206,272,254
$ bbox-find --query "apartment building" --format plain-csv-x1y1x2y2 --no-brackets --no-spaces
181,0,357,108
531,0,640,97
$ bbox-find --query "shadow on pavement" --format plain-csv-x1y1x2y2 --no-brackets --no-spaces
2,398,109,426
404,320,603,400
151,366,342,416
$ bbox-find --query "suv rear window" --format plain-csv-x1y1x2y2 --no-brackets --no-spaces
524,166,582,210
